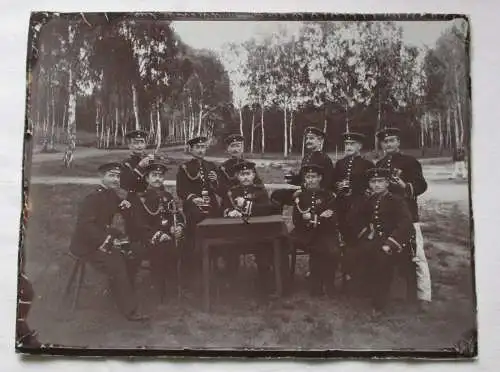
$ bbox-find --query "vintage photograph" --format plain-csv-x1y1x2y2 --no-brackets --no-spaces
17,12,475,357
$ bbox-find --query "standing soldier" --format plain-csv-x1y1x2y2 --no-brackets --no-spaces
69,162,148,321
221,160,281,295
271,126,335,209
347,168,415,315
376,127,431,311
218,133,264,195
176,136,221,285
120,130,153,195
129,162,185,301
333,132,374,289
291,164,342,297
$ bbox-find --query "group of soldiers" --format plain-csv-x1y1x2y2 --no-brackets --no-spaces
18,124,433,338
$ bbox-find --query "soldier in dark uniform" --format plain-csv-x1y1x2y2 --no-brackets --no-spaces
376,127,431,310
347,168,415,314
333,132,375,288
271,126,335,209
69,162,148,321
129,162,185,300
221,160,284,295
291,164,342,297
120,130,153,194
176,136,221,286
218,133,264,195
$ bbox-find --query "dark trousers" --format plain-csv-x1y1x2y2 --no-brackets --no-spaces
147,241,180,297
87,249,141,317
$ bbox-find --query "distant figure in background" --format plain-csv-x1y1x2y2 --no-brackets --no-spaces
450,146,467,179
218,133,264,196
376,128,431,312
291,164,342,297
69,162,148,321
271,126,335,209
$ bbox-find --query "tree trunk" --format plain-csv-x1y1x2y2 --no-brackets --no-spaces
438,111,444,155
455,72,465,147
453,105,460,149
49,88,56,150
250,109,255,153
182,102,187,145
446,107,452,149
239,107,243,136
59,102,67,143
260,102,265,154
375,90,382,157
289,110,294,154
283,106,288,158
100,115,105,148
106,124,111,149
95,105,100,148
197,102,203,137
132,84,140,130
114,105,119,147
65,65,77,166
420,114,426,156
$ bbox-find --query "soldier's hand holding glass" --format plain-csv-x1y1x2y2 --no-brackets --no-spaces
235,196,245,208
319,209,333,218
192,197,204,206
119,200,131,209
159,233,172,243
138,153,154,168
228,209,243,218
170,225,183,239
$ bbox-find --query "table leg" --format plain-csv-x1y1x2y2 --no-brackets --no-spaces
273,238,283,297
202,242,210,312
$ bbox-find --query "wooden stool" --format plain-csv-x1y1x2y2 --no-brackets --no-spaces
63,253,86,312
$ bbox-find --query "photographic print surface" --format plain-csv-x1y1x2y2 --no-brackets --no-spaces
17,12,475,358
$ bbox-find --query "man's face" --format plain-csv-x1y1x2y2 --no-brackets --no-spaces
102,170,121,189
227,141,244,157
304,133,323,151
369,177,390,194
146,170,165,189
382,136,400,154
129,138,146,153
344,140,362,156
237,169,256,186
303,172,322,189
190,143,208,158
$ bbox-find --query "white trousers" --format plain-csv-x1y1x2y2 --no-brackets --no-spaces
413,222,432,302
452,161,467,178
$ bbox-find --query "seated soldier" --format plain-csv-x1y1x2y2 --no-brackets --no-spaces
69,162,148,321
347,168,415,314
221,160,284,296
291,164,343,297
128,162,185,301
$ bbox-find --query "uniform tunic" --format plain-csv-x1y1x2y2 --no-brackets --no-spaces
218,157,264,196
120,153,148,194
271,150,335,208
347,191,416,308
291,188,342,295
376,152,427,222
69,185,140,317
129,188,186,295
333,154,375,242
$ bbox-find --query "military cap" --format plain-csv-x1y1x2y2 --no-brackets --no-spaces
366,167,391,180
98,162,122,173
224,134,245,146
376,127,401,141
187,136,208,147
342,132,365,143
125,130,148,140
231,160,256,173
300,163,324,176
303,126,325,138
143,162,169,175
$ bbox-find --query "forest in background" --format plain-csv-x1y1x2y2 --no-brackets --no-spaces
27,14,470,160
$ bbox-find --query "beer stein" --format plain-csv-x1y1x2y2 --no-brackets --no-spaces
199,189,211,214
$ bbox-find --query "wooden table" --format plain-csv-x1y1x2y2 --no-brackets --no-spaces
195,215,288,311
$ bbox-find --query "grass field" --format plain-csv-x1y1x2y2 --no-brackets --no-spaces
22,160,476,351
